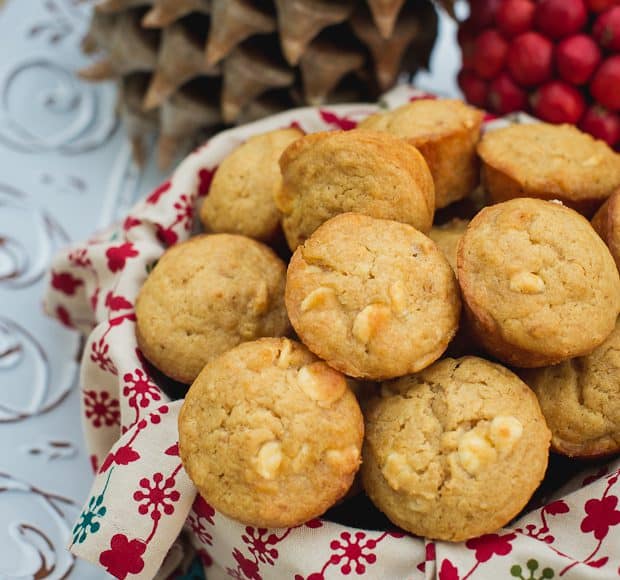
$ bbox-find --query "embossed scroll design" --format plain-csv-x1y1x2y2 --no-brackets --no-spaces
0,472,78,579
0,316,79,422
0,58,117,154
0,182,69,288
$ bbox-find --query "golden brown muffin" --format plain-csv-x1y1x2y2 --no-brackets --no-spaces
275,129,435,250
457,198,620,368
592,188,620,271
362,357,550,542
428,217,469,271
478,123,620,216
359,99,484,208
521,318,620,458
136,234,290,383
178,338,364,527
200,128,303,241
286,213,461,380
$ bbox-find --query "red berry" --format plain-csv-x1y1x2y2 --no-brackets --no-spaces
535,0,588,39
531,81,586,124
585,0,619,12
556,35,602,85
580,105,620,146
472,29,509,79
507,32,554,86
591,56,620,111
593,7,620,51
469,0,502,30
457,18,476,47
458,70,489,107
488,73,528,114
496,0,536,38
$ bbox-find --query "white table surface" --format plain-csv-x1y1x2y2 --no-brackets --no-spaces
0,1,461,578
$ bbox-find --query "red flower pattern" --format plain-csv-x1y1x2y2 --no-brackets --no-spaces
581,495,620,540
99,534,146,579
232,548,261,580
133,472,180,521
155,223,178,246
83,389,120,428
439,559,460,580
466,532,517,563
67,248,91,268
90,336,117,374
105,242,139,273
198,167,215,197
56,305,73,328
51,271,83,295
123,216,141,231
123,369,161,409
329,531,378,575
105,292,133,311
193,494,215,525
173,194,194,230
319,109,357,130
146,181,171,204
242,527,280,565
99,443,141,473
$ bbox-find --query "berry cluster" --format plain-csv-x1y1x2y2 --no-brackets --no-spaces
458,0,620,147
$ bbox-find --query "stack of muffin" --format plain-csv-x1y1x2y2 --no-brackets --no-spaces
135,99,620,541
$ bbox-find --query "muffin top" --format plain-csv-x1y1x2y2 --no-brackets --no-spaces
362,356,550,542
359,98,484,144
286,212,460,379
457,198,620,367
178,338,364,527
200,127,303,241
136,234,290,383
522,318,620,458
275,129,435,250
478,123,620,209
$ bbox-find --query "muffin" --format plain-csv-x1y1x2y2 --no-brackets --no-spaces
457,198,620,367
200,127,303,241
362,356,551,542
136,234,290,383
428,217,469,271
359,99,484,208
521,318,620,458
477,122,620,216
286,213,461,380
592,188,620,271
275,129,435,250
178,338,364,527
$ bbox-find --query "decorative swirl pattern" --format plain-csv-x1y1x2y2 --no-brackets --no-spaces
0,182,69,288
0,472,77,579
0,316,78,423
0,59,118,154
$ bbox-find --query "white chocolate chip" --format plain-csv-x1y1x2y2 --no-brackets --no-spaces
251,281,269,315
457,431,497,475
352,304,391,345
382,452,411,491
300,286,337,312
582,156,600,167
509,271,545,295
256,441,283,480
297,362,347,407
325,445,360,472
276,339,293,369
489,416,523,453
389,281,408,316
291,444,310,473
